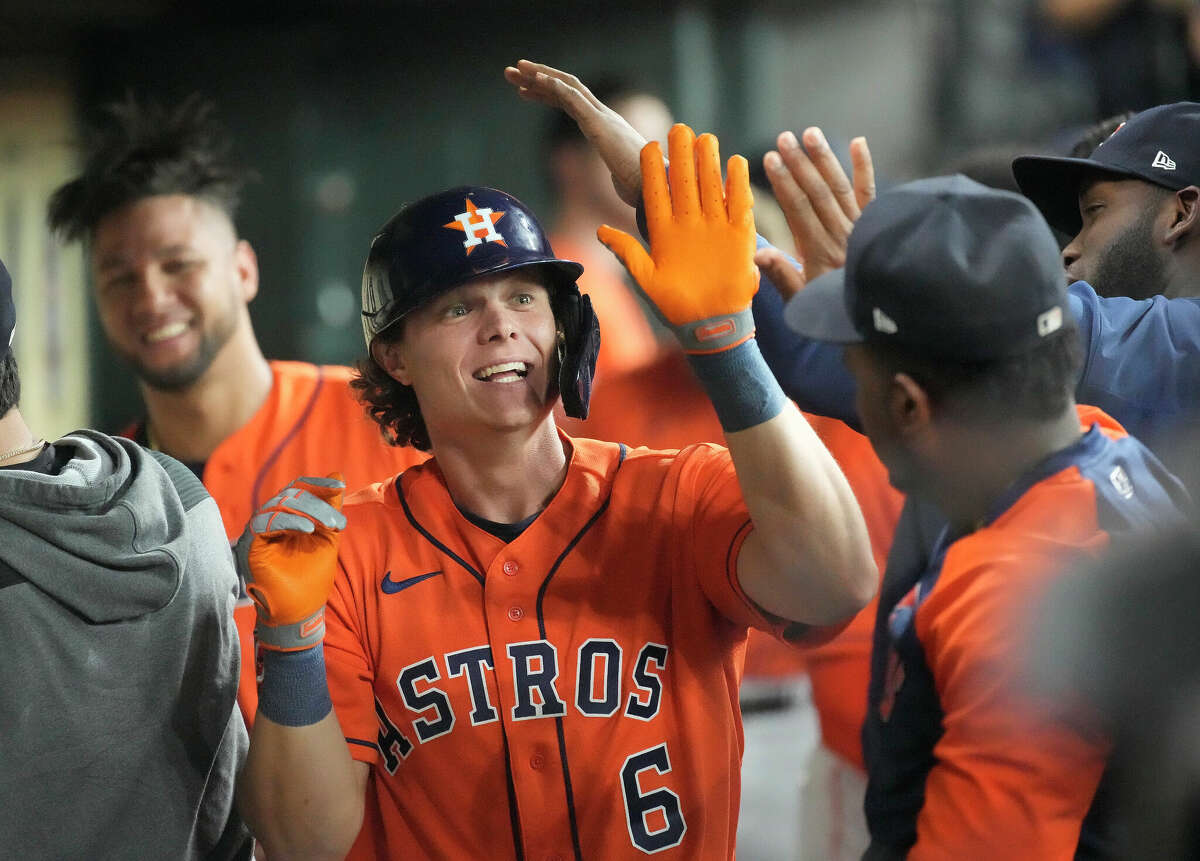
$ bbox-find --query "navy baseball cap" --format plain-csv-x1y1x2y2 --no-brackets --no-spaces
783,175,1068,361
1012,102,1200,236
0,258,12,358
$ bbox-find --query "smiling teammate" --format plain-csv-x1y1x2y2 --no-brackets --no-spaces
236,126,876,859
47,96,426,722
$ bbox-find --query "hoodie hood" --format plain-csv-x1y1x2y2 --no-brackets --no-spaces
0,430,188,623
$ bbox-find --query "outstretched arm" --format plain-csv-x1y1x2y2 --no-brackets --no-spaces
597,124,875,625
506,59,868,427
751,129,875,427
505,59,648,206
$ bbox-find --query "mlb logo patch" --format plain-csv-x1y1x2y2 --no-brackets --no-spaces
1109,465,1134,500
444,198,507,255
1037,306,1063,337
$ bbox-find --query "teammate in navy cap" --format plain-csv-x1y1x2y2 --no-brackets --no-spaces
1013,102,1200,300
786,174,1188,859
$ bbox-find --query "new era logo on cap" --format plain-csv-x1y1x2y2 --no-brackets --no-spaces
1152,150,1177,171
872,307,898,334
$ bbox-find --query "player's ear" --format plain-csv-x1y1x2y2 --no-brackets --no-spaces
1163,186,1199,246
234,239,260,303
371,337,413,387
888,372,932,437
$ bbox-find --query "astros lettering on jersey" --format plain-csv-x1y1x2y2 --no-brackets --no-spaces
325,436,839,859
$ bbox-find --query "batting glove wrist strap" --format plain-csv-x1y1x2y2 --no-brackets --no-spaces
254,609,325,652
672,308,756,354
688,338,787,432
258,646,334,727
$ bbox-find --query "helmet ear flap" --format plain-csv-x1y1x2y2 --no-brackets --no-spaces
554,290,601,420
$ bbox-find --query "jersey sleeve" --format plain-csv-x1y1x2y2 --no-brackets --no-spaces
323,557,381,766
910,547,1110,859
675,443,845,646
1069,281,1200,447
751,236,862,428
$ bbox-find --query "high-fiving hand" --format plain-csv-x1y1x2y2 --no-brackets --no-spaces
755,129,875,299
504,59,648,207
596,124,758,355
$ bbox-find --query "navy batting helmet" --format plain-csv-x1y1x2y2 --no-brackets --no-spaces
361,186,601,419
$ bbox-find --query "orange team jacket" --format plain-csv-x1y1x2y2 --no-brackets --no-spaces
326,434,845,860
862,406,1188,859
122,360,426,724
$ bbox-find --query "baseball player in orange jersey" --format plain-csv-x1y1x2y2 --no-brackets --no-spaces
235,124,878,859
507,60,900,859
47,96,426,725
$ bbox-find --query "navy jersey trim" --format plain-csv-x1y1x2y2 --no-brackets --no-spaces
249,364,327,515
397,478,486,586
346,737,377,751
981,425,1107,527
535,442,626,861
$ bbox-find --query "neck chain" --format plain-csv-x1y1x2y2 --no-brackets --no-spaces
0,437,45,464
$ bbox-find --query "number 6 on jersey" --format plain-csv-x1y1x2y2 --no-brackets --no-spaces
621,743,687,854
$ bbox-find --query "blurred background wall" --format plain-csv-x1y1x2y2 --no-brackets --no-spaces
0,0,1195,434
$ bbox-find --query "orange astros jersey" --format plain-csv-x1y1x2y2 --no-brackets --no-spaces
122,360,426,725
325,433,837,859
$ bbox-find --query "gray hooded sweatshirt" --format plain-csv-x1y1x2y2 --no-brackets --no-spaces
0,431,252,859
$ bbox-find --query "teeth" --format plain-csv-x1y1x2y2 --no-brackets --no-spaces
475,361,528,381
145,322,188,344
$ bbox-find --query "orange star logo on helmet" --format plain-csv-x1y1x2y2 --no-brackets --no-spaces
444,199,507,255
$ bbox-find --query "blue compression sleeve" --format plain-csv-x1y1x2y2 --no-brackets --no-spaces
258,646,334,727
687,338,788,432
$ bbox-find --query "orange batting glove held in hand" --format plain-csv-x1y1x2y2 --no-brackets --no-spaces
597,123,759,354
233,474,347,653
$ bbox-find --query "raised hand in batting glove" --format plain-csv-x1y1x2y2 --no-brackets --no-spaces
597,123,758,355
234,474,347,653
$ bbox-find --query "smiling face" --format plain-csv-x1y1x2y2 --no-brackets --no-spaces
90,194,257,391
373,270,561,447
1061,176,1170,299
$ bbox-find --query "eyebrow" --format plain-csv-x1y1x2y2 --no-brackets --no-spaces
95,244,197,272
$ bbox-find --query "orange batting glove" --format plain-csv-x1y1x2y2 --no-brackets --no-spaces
597,123,758,354
233,474,347,653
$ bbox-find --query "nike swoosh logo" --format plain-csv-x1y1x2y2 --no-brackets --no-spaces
381,569,443,595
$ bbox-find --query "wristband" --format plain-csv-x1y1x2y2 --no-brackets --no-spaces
688,338,787,432
258,645,334,727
